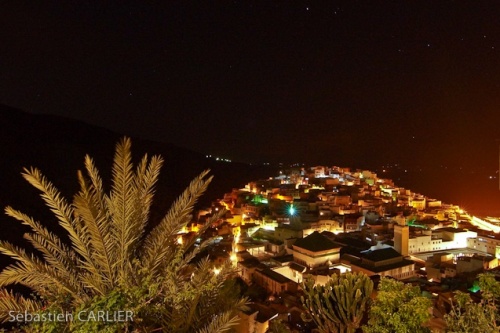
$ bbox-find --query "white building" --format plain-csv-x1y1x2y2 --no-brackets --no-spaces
408,228,477,254
271,263,307,284
395,227,477,255
467,236,500,258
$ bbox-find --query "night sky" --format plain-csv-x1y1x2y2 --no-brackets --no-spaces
1,1,500,170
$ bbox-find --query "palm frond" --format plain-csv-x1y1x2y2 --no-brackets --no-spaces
197,311,241,333
22,233,83,293
142,170,212,275
181,211,226,266
5,207,77,273
108,137,137,286
22,167,76,237
167,257,243,333
83,155,106,213
0,289,43,323
73,171,114,291
0,242,82,300
130,154,163,252
21,168,98,281
5,207,83,293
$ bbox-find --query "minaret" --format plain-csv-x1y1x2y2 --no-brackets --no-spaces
394,224,409,256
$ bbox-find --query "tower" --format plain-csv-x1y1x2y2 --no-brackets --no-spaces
394,225,409,256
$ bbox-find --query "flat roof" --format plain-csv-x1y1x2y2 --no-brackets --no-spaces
239,257,261,268
259,268,293,284
361,248,401,261
272,254,294,263
289,262,307,273
436,227,468,233
352,258,415,273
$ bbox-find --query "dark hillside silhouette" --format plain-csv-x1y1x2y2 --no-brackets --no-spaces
0,104,275,270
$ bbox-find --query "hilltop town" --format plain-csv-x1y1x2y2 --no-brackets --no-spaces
179,166,500,332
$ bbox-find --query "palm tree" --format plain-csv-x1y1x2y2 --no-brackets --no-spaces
0,137,245,332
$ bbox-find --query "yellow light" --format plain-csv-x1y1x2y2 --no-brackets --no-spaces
213,268,220,275
177,235,183,245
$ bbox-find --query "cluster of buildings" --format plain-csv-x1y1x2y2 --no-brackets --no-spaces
188,165,500,332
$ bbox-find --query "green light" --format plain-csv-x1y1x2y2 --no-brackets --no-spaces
251,195,268,205
289,205,296,216
468,281,480,293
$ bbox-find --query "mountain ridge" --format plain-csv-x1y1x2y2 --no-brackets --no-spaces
0,104,276,268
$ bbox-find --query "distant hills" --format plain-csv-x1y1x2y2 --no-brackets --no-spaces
0,103,498,270
0,104,275,268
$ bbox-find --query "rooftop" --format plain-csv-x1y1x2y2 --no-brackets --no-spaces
352,258,415,273
289,262,307,273
259,268,294,284
360,248,402,262
293,231,340,252
436,227,469,233
239,257,261,269
272,254,294,264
